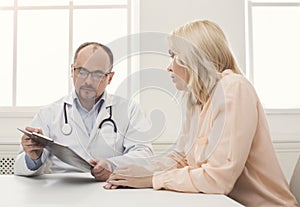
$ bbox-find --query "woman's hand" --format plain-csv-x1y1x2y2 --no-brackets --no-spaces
104,165,154,189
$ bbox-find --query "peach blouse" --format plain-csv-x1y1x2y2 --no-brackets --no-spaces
152,70,297,207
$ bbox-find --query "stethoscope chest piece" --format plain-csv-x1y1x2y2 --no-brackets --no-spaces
62,123,72,135
62,102,72,135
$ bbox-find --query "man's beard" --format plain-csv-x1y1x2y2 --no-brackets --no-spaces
78,85,97,104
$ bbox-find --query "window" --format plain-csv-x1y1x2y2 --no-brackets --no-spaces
0,0,135,112
248,0,300,110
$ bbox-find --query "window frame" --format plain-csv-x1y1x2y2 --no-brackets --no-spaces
0,0,139,118
247,0,300,115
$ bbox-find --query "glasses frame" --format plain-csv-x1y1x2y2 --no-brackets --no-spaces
73,67,111,81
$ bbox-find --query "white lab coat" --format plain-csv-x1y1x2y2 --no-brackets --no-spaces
14,92,153,176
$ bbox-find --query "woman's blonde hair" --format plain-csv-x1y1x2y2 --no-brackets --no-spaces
168,20,242,109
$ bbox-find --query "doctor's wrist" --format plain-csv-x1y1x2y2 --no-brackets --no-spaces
25,153,43,170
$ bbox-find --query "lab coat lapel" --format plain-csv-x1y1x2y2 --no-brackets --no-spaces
89,93,112,143
68,99,89,139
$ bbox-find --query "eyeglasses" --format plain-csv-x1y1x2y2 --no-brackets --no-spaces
73,67,111,81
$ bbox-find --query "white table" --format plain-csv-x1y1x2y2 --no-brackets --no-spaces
0,173,244,207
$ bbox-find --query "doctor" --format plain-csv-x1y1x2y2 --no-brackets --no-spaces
14,42,153,181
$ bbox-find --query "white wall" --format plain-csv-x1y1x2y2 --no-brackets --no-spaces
139,0,246,72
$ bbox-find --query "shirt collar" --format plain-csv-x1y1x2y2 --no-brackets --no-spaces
72,90,106,114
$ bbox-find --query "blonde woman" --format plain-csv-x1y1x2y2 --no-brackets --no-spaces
105,20,297,207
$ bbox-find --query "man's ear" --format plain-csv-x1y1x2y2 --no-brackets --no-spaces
107,72,115,84
71,64,74,78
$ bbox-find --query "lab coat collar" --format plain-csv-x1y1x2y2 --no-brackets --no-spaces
63,90,110,138
62,90,119,146
64,90,108,108
63,90,118,112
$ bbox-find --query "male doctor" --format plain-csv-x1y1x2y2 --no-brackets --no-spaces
14,42,153,181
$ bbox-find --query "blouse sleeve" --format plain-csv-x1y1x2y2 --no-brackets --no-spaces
153,76,259,194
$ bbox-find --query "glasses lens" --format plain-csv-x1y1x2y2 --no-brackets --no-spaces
91,71,105,80
77,68,89,78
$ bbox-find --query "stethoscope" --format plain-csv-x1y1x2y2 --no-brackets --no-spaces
98,105,117,133
62,102,117,135
62,103,72,135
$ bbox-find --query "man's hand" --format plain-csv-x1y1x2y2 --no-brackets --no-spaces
21,127,44,160
104,165,153,189
89,159,112,181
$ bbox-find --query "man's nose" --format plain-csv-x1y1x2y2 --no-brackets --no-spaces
84,73,94,84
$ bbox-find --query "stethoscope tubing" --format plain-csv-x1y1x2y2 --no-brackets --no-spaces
98,105,117,133
62,102,117,135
